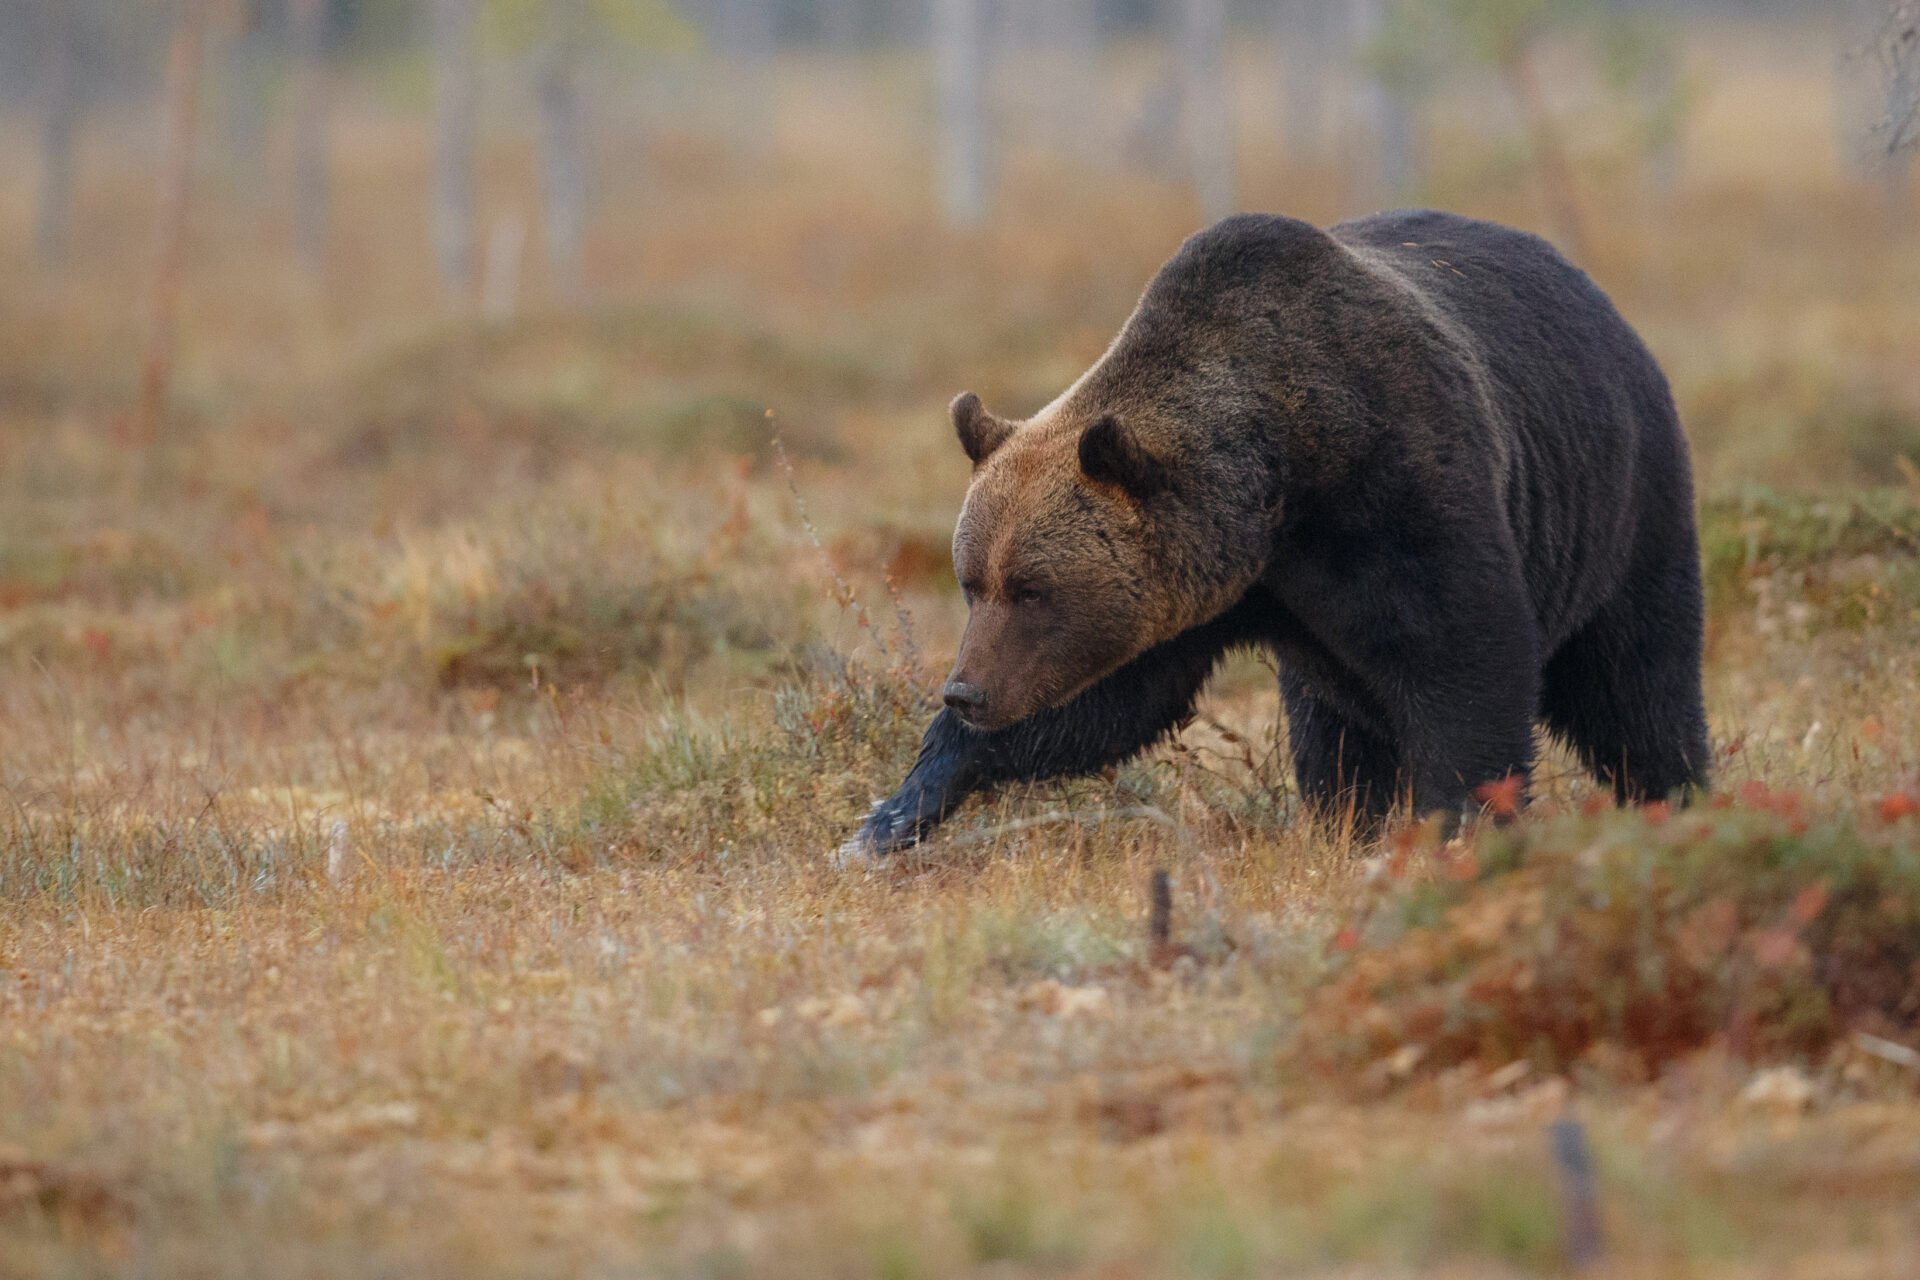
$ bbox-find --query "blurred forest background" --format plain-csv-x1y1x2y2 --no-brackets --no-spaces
2,0,1915,439
5,4,1920,1275
4,0,1918,720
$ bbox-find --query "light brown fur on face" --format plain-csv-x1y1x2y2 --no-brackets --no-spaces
943,399,1169,731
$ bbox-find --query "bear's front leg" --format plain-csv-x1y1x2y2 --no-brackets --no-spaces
1281,530,1542,827
837,606,1259,862
837,709,985,864
1398,686,1538,827
1389,609,1542,825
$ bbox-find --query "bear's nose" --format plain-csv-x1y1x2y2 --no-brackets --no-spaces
942,681,989,717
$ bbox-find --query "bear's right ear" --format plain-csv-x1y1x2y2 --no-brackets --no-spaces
1078,416,1166,500
952,392,1014,467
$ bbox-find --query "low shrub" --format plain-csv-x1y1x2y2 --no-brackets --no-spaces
1698,487,1920,629
429,569,774,693
1296,794,1920,1089
331,307,861,474
577,641,935,862
1686,360,1920,487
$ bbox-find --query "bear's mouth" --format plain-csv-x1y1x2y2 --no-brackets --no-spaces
952,704,1016,733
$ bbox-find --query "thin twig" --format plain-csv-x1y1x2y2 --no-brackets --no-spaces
881,572,923,687
1854,1031,1920,1071
769,424,867,624
770,418,926,675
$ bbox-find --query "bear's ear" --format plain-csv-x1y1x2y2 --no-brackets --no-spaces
1078,416,1166,500
952,391,1014,467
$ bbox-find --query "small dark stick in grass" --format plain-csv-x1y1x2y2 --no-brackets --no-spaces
1149,868,1172,960
1148,868,1198,968
1549,1114,1605,1271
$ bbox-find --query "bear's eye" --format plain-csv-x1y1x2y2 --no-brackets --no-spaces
1009,583,1047,606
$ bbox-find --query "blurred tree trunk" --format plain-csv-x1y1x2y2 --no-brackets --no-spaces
1044,0,1103,164
716,0,776,152
1644,51,1685,197
1877,0,1920,209
1178,0,1237,224
716,0,776,58
1051,0,1099,62
933,0,989,225
1272,0,1330,164
35,0,80,269
482,213,526,323
222,7,273,190
289,0,331,275
819,0,861,48
1352,0,1420,202
537,50,588,303
1374,92,1419,203
1502,42,1590,261
432,0,479,304
134,0,212,446
1837,0,1918,210
996,0,1102,164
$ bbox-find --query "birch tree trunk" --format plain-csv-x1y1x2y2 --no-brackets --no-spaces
933,0,989,226
537,51,588,303
1644,51,1684,197
223,10,273,190
35,0,80,269
289,0,331,275
133,0,211,446
1179,0,1237,225
1272,0,1329,163
1878,0,1920,209
819,0,862,49
432,0,479,304
1503,43,1590,261
1042,0,1102,164
1051,0,1100,62
1352,0,1420,202
717,0,776,153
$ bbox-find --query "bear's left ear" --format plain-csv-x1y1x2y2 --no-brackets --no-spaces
952,392,1015,467
1078,416,1167,500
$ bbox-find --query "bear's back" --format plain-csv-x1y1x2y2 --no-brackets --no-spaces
1328,210,1639,387
1098,210,1689,648
1326,210,1688,647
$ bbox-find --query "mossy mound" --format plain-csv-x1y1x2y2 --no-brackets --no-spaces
1297,794,1920,1090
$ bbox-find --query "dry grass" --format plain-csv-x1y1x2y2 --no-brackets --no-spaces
3,19,1920,1278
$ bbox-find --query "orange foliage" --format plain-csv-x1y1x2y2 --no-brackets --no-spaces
1294,803,1920,1093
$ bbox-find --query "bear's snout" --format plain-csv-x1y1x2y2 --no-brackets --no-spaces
942,680,990,724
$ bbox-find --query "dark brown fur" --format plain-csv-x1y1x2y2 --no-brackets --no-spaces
843,210,1710,860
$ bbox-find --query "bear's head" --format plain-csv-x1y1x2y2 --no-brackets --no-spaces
940,389,1207,732
936,216,1352,731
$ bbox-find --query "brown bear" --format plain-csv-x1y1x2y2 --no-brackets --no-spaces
841,210,1710,860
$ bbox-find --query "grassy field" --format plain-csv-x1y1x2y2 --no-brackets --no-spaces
4,22,1920,1278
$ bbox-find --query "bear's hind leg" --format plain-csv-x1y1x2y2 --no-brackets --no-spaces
1281,671,1402,833
1541,563,1710,805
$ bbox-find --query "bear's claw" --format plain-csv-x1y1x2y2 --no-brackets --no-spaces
831,793,933,867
